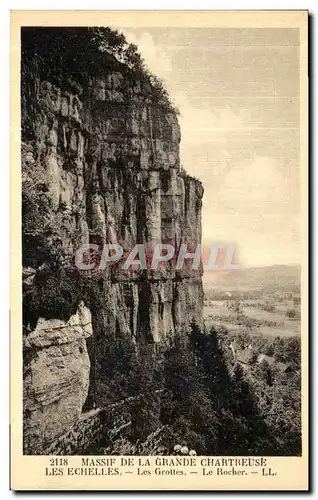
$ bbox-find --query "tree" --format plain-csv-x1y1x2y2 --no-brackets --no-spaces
123,43,144,70
161,331,220,454
286,308,296,319
130,392,161,442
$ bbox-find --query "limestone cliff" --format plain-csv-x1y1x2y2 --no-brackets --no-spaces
23,303,92,453
21,28,203,452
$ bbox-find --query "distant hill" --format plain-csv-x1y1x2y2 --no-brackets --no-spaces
203,265,301,293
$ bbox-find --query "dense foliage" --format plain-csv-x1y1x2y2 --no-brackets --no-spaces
90,324,301,456
21,27,178,112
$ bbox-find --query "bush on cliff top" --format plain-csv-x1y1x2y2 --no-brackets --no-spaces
21,27,178,113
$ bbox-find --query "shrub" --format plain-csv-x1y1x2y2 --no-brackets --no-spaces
286,308,296,319
262,301,276,313
23,267,83,326
22,144,51,235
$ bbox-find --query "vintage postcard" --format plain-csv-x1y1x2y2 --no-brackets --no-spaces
10,10,308,491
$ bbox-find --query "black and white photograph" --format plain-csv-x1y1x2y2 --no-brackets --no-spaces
17,14,307,476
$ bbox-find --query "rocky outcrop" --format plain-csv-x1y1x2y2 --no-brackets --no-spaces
23,303,92,454
21,28,204,451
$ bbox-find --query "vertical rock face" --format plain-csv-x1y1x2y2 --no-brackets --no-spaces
22,28,204,449
23,304,93,453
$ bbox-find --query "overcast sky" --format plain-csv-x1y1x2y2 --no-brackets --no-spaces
120,27,300,268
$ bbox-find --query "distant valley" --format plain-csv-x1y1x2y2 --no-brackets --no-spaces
203,264,301,293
